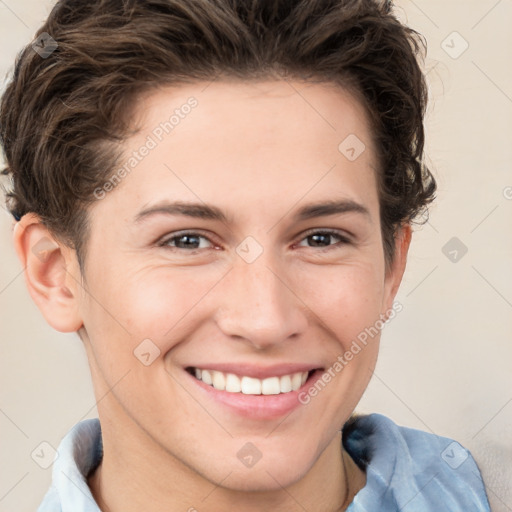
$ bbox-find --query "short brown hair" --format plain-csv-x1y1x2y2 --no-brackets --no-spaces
0,0,435,275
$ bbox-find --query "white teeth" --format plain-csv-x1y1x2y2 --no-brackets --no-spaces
225,373,242,393
212,371,225,390
261,377,280,395
241,376,262,395
191,368,311,395
280,375,292,393
291,372,302,390
201,369,212,385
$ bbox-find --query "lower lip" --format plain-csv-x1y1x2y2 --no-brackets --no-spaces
184,369,325,420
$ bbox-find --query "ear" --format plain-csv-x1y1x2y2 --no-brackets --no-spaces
12,213,84,333
382,224,412,314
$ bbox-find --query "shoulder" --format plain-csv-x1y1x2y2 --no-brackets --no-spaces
343,413,491,512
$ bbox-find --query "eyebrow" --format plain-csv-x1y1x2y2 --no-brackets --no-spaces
133,199,371,225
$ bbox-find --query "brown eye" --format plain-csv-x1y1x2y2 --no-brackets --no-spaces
160,232,213,251
297,230,350,249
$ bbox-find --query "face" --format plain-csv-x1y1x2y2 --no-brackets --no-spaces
72,80,406,491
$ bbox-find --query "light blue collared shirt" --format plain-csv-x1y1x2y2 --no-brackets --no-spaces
37,413,491,511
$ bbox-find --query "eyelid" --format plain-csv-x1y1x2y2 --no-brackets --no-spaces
158,227,352,251
157,229,219,249
293,228,352,249
299,227,352,242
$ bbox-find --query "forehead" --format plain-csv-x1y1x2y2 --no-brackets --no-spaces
137,78,374,145
90,79,379,225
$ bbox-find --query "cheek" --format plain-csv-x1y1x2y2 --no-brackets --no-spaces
92,266,225,349
294,261,385,342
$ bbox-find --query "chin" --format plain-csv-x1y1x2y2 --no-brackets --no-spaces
221,466,306,493
204,450,312,493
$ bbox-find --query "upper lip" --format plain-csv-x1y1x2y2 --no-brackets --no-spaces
186,363,323,380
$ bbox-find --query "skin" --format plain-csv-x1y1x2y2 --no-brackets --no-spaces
13,80,411,511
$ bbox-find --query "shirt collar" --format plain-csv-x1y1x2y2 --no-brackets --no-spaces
343,413,490,511
40,413,490,512
48,418,103,511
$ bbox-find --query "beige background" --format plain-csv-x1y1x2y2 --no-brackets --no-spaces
0,1,511,511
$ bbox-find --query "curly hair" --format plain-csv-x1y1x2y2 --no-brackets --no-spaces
0,0,436,275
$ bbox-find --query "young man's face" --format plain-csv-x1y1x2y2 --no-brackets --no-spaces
62,80,408,490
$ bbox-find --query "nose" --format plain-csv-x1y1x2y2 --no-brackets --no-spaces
214,255,309,350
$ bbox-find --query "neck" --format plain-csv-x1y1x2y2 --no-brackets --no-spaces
88,418,366,512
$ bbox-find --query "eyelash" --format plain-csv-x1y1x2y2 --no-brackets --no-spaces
158,229,351,253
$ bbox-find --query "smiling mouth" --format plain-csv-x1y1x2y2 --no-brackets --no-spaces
185,367,321,395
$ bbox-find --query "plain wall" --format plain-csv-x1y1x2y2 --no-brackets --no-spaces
0,1,511,510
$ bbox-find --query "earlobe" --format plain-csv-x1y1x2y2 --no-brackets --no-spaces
12,213,84,333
